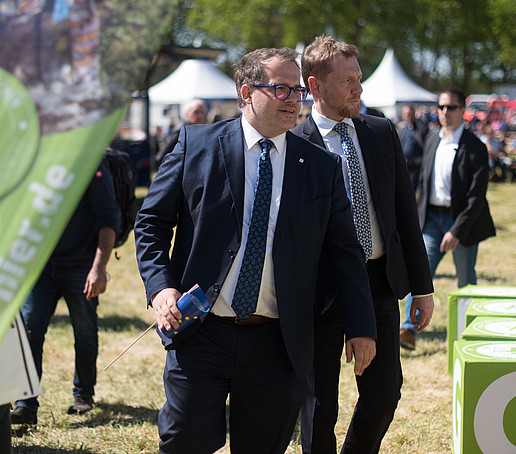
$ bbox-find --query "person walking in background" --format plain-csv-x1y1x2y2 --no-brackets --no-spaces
400,88,496,350
10,162,120,424
135,46,377,454
398,105,428,191
155,98,208,167
293,35,434,454
479,123,508,182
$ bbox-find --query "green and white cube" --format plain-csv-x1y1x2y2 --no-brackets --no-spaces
461,317,516,341
465,299,516,328
447,286,516,374
453,341,516,454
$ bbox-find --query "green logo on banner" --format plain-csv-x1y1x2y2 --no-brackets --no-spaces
0,69,40,200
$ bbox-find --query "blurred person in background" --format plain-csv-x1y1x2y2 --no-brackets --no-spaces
398,105,428,191
155,99,208,167
401,88,496,350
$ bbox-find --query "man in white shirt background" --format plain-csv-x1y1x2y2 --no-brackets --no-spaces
401,88,496,350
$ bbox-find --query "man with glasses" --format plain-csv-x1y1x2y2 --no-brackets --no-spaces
135,47,377,454
292,35,434,454
400,88,496,350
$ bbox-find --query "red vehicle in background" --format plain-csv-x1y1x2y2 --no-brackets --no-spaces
465,94,510,122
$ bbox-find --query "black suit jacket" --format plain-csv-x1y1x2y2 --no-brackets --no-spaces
418,127,496,246
292,113,434,311
135,117,376,377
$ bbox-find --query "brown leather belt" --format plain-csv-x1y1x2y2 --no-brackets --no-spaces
429,204,452,215
211,313,276,326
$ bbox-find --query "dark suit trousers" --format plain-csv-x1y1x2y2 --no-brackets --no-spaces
0,404,10,453
159,314,304,454
301,256,403,454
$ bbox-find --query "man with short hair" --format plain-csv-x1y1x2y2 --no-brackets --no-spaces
135,46,377,454
400,88,495,350
293,35,434,454
155,98,208,167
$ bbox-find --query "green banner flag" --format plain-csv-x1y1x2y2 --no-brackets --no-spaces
0,0,176,341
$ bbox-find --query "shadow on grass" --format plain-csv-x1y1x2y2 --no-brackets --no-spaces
67,401,159,429
493,224,507,233
13,447,96,454
418,327,447,343
435,271,511,284
49,314,150,332
401,328,447,358
477,272,512,284
434,272,456,280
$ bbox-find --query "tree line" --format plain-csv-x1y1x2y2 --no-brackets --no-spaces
167,0,515,95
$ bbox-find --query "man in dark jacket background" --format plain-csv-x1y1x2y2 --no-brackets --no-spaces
401,88,496,350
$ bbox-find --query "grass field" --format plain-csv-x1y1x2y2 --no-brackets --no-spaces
11,182,516,453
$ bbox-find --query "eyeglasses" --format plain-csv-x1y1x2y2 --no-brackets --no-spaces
437,105,461,111
253,84,309,102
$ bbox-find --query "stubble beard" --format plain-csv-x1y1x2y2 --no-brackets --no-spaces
340,103,361,119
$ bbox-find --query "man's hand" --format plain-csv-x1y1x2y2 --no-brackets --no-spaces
83,265,108,300
410,294,435,333
440,231,459,253
83,226,115,300
152,288,183,331
345,337,376,376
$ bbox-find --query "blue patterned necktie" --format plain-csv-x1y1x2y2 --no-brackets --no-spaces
333,122,373,260
232,139,274,319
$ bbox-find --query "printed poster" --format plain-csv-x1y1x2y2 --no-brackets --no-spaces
0,0,176,341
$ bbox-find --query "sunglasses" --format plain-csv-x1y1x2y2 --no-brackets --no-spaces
437,105,461,111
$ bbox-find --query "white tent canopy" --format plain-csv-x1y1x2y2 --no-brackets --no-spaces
361,49,437,108
148,59,237,104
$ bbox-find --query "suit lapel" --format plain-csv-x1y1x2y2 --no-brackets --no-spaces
303,115,325,147
219,119,245,231
425,132,440,178
353,116,380,203
275,132,309,238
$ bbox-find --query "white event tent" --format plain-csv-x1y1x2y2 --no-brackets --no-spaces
361,48,437,120
149,59,238,129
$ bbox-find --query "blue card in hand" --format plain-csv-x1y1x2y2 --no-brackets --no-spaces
158,284,210,339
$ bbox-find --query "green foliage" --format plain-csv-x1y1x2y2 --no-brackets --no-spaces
101,0,179,102
180,0,514,94
488,0,516,66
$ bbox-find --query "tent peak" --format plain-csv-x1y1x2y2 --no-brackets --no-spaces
361,48,437,107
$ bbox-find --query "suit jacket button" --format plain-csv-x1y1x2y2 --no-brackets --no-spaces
228,249,236,258
214,283,221,293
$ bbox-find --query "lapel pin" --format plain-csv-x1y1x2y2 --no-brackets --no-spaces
299,158,304,163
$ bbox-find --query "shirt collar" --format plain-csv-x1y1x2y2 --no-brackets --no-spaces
241,115,286,155
311,107,355,137
439,124,464,144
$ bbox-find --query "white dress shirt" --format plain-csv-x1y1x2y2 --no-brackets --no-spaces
429,124,463,208
311,108,385,260
211,116,286,318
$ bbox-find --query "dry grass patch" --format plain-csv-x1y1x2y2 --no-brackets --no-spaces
11,183,516,453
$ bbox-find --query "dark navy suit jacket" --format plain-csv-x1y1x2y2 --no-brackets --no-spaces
135,116,376,377
293,113,434,313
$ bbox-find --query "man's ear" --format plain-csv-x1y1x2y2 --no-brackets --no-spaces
308,76,320,99
241,84,252,104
